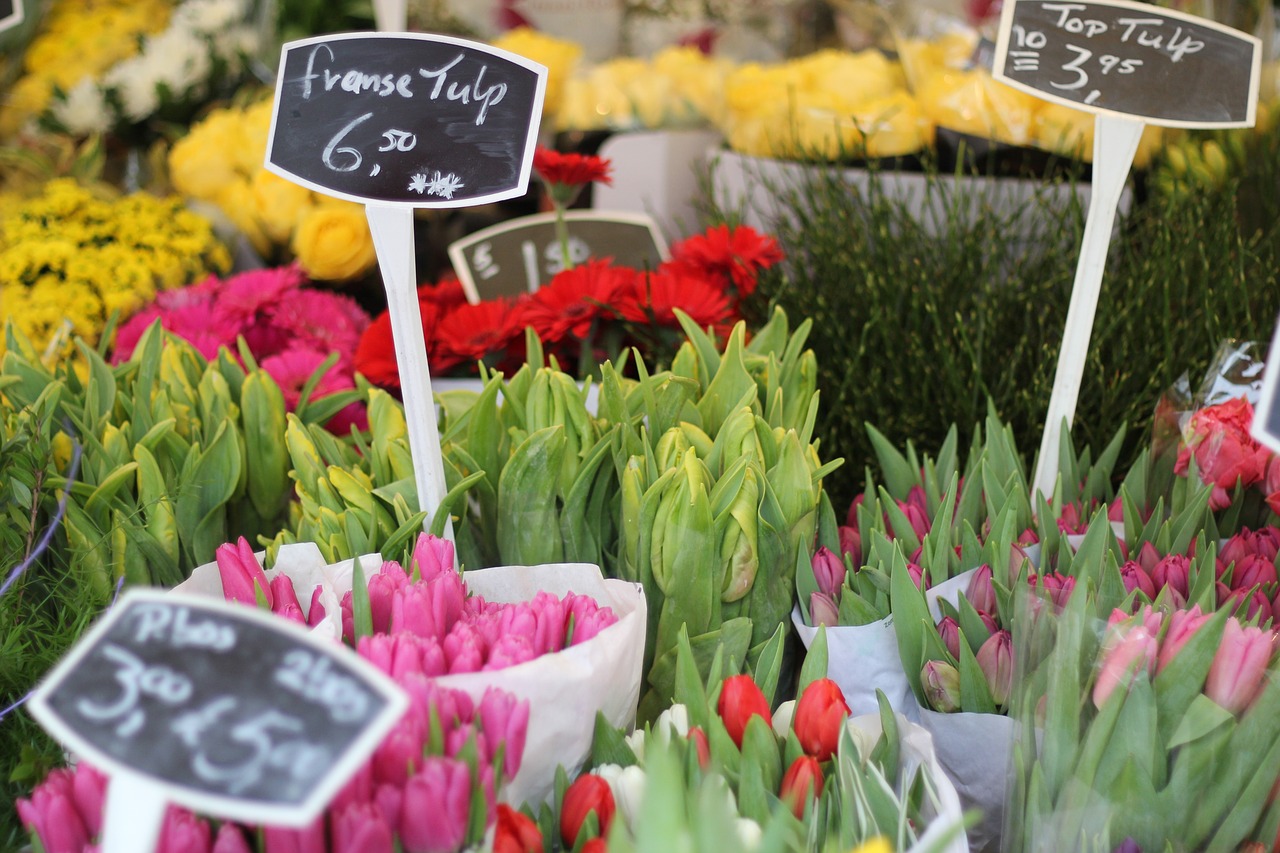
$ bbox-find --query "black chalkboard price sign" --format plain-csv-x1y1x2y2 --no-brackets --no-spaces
0,0,23,35
449,211,669,303
28,590,407,832
265,32,547,206
993,0,1261,127
1252,314,1280,457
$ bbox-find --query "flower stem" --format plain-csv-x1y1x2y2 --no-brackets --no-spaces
554,205,573,272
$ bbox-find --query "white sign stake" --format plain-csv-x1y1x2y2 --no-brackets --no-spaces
366,204,454,541
1030,115,1143,501
372,0,407,32
102,773,168,853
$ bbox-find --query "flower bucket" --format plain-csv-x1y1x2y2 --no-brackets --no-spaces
792,606,920,721
917,708,1015,853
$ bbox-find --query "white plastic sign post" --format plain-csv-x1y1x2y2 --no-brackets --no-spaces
992,0,1262,500
372,0,406,31
266,33,547,540
449,211,669,303
28,591,407,853
1250,313,1280,456
0,0,23,34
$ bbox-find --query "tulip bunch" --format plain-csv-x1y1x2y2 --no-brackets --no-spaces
1174,396,1280,516
216,533,619,675
0,321,357,594
16,679,529,853
1008,573,1280,852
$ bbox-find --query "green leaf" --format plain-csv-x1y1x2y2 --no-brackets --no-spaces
796,625,828,694
351,555,373,641
590,711,638,768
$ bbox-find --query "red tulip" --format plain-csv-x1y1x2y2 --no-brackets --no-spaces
794,678,851,761
581,840,608,853
1119,561,1157,600
717,674,773,748
688,726,711,770
1151,554,1191,599
779,756,824,818
494,804,543,853
812,546,846,597
1206,619,1277,714
937,616,962,661
560,774,616,847
965,564,997,615
1230,554,1278,592
976,630,1014,706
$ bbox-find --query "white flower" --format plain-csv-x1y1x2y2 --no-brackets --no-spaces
593,763,647,830
734,817,763,851
51,80,112,135
653,703,691,739
174,0,247,34
624,728,647,762
771,700,795,739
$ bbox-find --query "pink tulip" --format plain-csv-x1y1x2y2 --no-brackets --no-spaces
412,533,456,582
845,493,865,528
564,596,617,645
269,575,306,624
70,764,107,839
400,757,473,853
810,592,839,627
444,623,486,674
528,591,567,653
330,761,374,813
977,610,999,636
373,716,426,786
1135,542,1162,574
374,782,404,831
391,584,446,641
1092,623,1159,708
156,807,211,853
1175,397,1271,495
485,634,537,670
1157,606,1212,673
216,537,271,607
263,815,325,853
838,525,863,568
1057,502,1087,535
478,688,530,780
966,564,997,615
1119,561,1157,600
937,617,962,661
1221,587,1274,625
1007,543,1033,584
1251,526,1280,562
811,546,846,597
358,634,396,675
1230,554,1278,592
921,660,962,712
307,586,327,627
907,562,927,590
1206,619,1277,714
1151,554,1191,599
17,769,90,853
900,501,931,540
1030,572,1076,611
332,802,394,853
212,824,254,853
366,571,403,634
977,630,1014,706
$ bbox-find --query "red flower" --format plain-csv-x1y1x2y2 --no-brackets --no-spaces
435,298,525,369
717,674,773,749
534,147,613,189
793,678,850,761
617,269,733,330
1175,397,1272,509
421,273,470,310
354,294,449,388
560,774,615,848
668,224,784,297
493,803,543,853
779,755,824,819
522,260,633,344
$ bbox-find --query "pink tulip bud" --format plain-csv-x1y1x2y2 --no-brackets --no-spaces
157,807,212,853
332,802,394,853
268,575,306,624
444,623,485,674
366,571,402,634
1231,554,1278,592
965,564,997,615
1206,618,1277,714
391,584,443,641
907,562,927,590
845,493,865,528
977,630,1014,706
1222,587,1274,625
1008,543,1033,584
373,716,426,786
1056,502,1086,534
216,537,271,608
1092,623,1159,709
810,592,839,627
1251,526,1280,562
527,592,567,654
307,586,327,627
900,502,931,540
263,815,325,853
937,617,962,661
478,688,530,780
1157,606,1211,673
70,764,107,839
17,769,90,853
331,762,374,813
400,757,473,853
566,604,618,645
921,660,962,712
213,824,254,853
485,634,537,670
811,546,847,597
412,533,456,582
357,634,396,675
838,525,863,568
1151,554,1191,599
1119,561,1157,600
1219,532,1254,570
374,783,404,832
1030,572,1076,611
978,610,999,636
1135,542,1162,574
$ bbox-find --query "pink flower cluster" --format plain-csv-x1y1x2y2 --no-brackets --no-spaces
112,265,371,433
1093,605,1278,714
16,681,528,853
1174,396,1280,513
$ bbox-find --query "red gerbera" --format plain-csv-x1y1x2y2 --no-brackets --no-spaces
617,269,733,330
668,224,784,297
533,147,614,189
354,298,449,389
521,259,634,344
435,298,525,369
420,273,469,310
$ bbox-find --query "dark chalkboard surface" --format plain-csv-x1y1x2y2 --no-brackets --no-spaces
994,0,1261,127
266,32,547,207
1252,314,1280,457
28,590,407,826
0,0,23,34
449,211,669,303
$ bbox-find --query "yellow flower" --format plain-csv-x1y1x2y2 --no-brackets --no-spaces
292,203,376,282
214,177,273,258
849,838,893,853
492,27,583,118
916,68,1040,147
170,110,246,200
251,170,317,244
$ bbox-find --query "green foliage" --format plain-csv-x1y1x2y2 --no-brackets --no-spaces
715,133,1280,507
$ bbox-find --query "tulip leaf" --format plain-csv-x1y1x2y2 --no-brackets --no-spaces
796,626,828,696
741,713,782,791
1153,606,1229,749
351,555,373,641
869,690,900,787
957,630,996,714
1206,735,1280,852
956,594,990,655
1167,693,1234,750
674,627,710,729
1039,581,1089,802
590,711,638,769
752,624,787,708
707,712,742,788
890,549,932,702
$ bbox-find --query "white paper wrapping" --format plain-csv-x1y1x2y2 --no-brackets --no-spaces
792,606,920,721
180,547,647,808
917,708,1015,853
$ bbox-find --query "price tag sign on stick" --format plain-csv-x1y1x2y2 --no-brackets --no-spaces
992,0,1261,500
449,211,669,303
1250,313,1280,456
0,0,23,34
28,590,408,853
266,33,547,538
372,0,407,31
